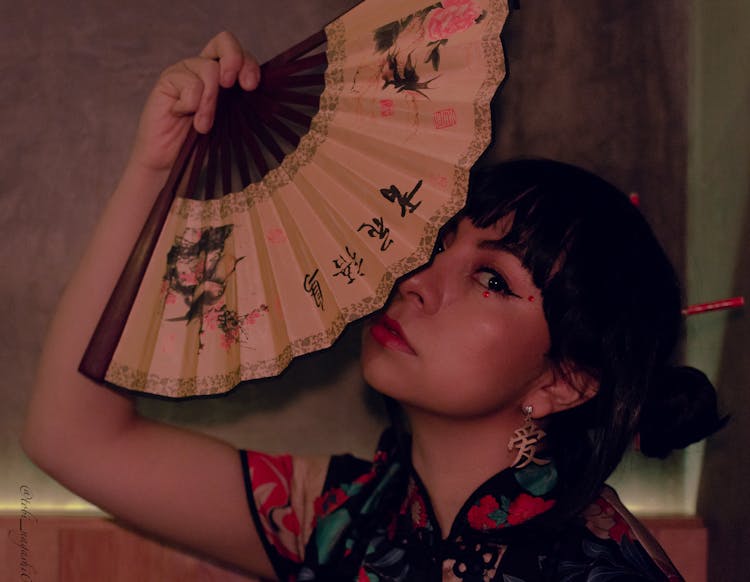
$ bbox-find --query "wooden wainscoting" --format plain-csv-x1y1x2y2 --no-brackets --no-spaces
1,516,260,582
644,517,707,581
1,515,705,581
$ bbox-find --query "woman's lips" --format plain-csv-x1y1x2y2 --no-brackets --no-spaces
369,314,416,355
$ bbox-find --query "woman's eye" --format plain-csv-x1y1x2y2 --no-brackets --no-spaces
475,268,520,298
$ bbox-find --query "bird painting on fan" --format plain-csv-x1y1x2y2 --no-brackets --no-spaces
348,0,486,131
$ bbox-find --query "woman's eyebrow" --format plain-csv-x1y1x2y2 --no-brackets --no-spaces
478,238,525,261
439,215,462,237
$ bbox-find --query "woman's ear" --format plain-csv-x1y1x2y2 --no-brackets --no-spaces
526,364,599,419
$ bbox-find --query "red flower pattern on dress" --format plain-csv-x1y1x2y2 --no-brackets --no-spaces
246,452,302,563
425,0,484,41
354,469,377,487
467,494,502,530
314,487,348,519
281,511,301,536
608,518,631,543
373,450,389,465
400,479,428,528
583,498,634,543
506,493,556,526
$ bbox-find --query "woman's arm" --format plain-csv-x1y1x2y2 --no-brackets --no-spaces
23,32,276,579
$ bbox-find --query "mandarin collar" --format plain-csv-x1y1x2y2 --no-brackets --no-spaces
388,431,559,544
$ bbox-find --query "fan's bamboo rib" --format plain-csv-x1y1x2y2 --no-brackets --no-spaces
262,73,326,90
273,116,303,149
250,88,315,127
185,136,210,200
260,89,321,107
263,29,326,68
79,128,200,380
219,114,233,195
237,108,270,177
270,102,313,128
204,130,219,200
257,110,301,149
245,109,286,164
228,97,252,185
272,116,303,149
214,101,232,197
230,130,251,186
262,52,327,78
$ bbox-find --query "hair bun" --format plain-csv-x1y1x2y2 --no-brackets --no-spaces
638,366,728,459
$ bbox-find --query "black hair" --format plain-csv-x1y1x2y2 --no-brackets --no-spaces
464,158,726,523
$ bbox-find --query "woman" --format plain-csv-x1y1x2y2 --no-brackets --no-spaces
23,32,723,581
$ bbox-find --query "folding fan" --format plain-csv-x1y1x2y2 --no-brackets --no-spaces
80,0,510,397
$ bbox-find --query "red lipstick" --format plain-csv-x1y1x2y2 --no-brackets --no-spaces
369,314,416,354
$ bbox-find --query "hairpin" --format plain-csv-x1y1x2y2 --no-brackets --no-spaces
683,296,745,316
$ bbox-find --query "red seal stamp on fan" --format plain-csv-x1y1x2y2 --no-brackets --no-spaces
266,227,287,244
433,108,457,129
379,99,395,117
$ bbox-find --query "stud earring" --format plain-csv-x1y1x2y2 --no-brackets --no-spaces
508,405,549,469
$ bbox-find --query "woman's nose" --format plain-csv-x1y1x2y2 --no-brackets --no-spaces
396,255,443,315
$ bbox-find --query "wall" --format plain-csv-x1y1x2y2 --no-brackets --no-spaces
690,1,750,580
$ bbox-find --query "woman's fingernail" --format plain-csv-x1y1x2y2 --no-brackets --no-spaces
197,113,211,132
242,69,259,88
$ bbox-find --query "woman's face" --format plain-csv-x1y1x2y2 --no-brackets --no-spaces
361,216,553,420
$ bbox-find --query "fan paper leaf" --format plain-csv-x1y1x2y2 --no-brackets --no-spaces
81,0,510,397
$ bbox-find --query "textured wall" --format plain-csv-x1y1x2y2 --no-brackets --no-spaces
3,0,716,559
490,1,689,274
690,1,750,579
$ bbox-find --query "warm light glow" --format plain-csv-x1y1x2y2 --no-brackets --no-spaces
0,501,104,515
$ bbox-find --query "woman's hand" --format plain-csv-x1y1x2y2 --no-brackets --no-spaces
129,31,260,174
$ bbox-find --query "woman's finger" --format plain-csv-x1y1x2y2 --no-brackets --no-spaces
158,56,221,133
200,31,260,90
180,57,221,132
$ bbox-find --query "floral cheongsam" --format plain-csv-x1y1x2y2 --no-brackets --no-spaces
240,430,683,581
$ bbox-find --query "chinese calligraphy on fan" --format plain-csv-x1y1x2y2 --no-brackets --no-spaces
303,246,368,310
380,179,423,217
358,217,394,251
304,268,325,310
333,246,365,285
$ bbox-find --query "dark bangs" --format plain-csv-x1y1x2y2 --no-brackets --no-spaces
464,159,680,372
465,159,628,293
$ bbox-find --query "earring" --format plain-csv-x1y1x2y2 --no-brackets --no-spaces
508,405,550,469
